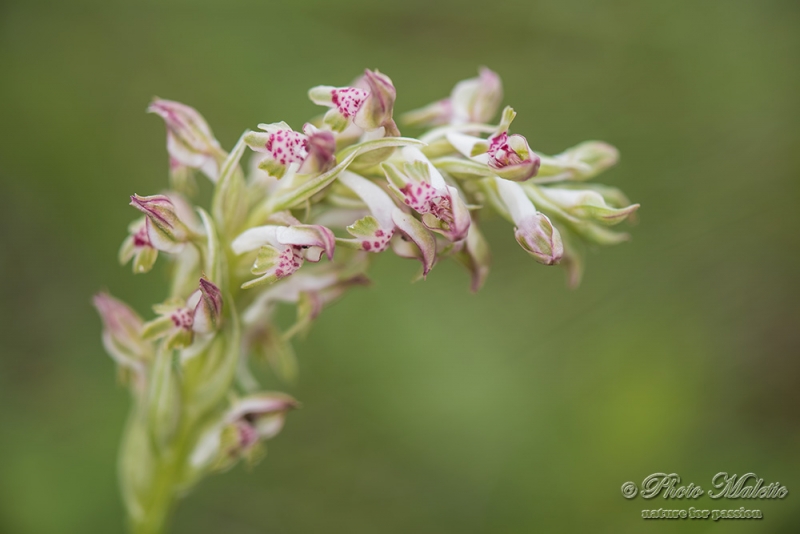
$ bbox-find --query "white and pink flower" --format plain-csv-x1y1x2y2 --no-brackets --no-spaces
383,147,471,242
244,122,336,179
309,69,400,136
232,222,336,288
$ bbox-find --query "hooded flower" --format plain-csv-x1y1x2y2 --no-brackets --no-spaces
309,69,400,136
148,99,225,181
447,107,540,182
93,293,152,390
402,67,503,127
338,170,437,276
383,147,471,242
231,222,336,289
129,194,198,253
244,122,336,180
495,177,563,265
142,278,223,349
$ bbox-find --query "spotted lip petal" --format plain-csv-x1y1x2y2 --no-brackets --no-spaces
338,171,396,252
233,223,336,289
275,225,335,261
309,69,399,135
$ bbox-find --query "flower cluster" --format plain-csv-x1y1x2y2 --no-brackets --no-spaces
95,68,638,534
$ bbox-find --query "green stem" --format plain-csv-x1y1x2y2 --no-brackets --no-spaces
130,460,177,534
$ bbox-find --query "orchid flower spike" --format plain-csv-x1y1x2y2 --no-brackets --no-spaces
403,67,503,127
383,146,471,242
141,278,223,349
99,67,641,532
93,292,152,391
338,170,436,276
495,177,563,265
244,122,336,180
148,99,226,182
309,69,400,136
448,107,540,182
232,222,336,289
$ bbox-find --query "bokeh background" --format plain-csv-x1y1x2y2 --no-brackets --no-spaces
1,0,799,532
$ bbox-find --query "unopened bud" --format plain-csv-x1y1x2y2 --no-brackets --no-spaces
148,99,224,181
130,194,193,253
192,278,223,334
515,213,564,265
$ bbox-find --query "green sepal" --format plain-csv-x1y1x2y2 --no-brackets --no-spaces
251,323,298,385
133,247,158,274
146,342,181,451
212,132,248,239
251,245,282,275
180,295,241,419
323,108,348,132
346,215,382,240
141,315,175,341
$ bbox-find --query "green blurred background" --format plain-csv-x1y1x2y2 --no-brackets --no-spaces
1,0,799,532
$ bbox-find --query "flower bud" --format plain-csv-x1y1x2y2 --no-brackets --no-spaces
148,99,225,181
93,293,151,389
537,141,620,181
515,212,564,265
192,278,223,334
402,67,502,127
129,194,193,253
453,222,491,292
537,187,639,225
494,177,563,264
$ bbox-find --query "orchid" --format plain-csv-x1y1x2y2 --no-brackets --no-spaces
95,67,640,534
447,107,541,181
231,221,336,288
309,69,400,136
243,122,336,179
